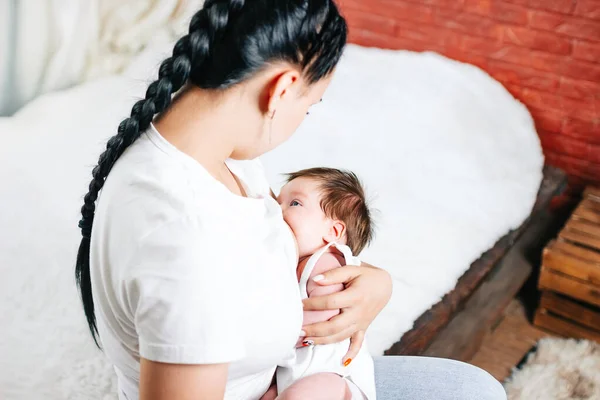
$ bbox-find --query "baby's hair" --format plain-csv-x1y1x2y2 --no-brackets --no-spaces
286,167,373,254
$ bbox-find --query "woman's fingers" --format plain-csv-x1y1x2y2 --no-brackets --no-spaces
343,330,365,365
312,265,362,286
302,313,358,339
303,323,357,346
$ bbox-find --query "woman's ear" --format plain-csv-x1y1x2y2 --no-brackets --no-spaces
324,220,346,244
265,69,300,117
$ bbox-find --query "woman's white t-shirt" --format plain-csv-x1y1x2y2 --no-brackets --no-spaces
90,124,302,400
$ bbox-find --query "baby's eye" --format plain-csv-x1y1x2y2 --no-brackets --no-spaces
290,200,301,207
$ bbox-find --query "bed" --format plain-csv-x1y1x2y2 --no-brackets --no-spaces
0,37,553,398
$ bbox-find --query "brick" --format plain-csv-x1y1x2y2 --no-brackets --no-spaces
590,161,600,181
565,175,589,194
487,59,560,92
529,10,600,41
539,131,591,160
349,29,435,52
504,83,525,99
349,29,404,50
550,194,579,212
463,0,529,25
460,35,504,54
460,36,537,65
573,40,600,63
529,52,600,82
544,151,596,182
529,107,565,132
460,37,600,82
562,117,600,144
407,0,466,11
509,86,598,121
343,0,435,23
529,10,571,30
395,20,463,48
558,77,600,99
503,0,576,14
574,0,600,20
543,151,583,176
434,8,504,39
590,142,600,164
502,25,572,54
344,10,396,36
444,48,490,69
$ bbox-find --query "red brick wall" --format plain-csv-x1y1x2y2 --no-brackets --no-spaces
339,0,600,199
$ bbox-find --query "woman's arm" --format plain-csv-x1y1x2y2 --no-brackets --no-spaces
140,358,228,400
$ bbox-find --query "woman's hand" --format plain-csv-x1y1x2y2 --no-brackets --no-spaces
301,262,392,362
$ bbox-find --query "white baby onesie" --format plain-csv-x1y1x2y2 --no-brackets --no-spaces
276,242,377,399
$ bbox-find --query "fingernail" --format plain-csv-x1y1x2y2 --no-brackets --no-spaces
302,340,314,347
300,330,306,336
343,358,352,367
312,274,325,282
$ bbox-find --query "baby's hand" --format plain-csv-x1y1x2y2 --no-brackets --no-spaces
300,252,344,339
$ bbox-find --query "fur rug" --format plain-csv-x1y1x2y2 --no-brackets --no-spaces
505,338,600,400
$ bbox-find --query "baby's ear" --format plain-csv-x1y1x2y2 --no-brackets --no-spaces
324,220,346,243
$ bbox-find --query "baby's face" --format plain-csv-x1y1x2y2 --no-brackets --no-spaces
278,177,335,258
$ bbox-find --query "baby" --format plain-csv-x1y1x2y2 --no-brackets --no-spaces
268,167,377,400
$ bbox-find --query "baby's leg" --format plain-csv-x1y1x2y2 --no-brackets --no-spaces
277,373,352,400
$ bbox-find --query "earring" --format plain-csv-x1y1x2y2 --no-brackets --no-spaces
269,110,276,144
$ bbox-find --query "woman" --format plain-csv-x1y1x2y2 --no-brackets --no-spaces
74,0,507,399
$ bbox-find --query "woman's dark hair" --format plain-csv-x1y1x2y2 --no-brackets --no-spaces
75,0,347,347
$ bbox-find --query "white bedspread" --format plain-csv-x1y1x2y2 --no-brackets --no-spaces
0,43,543,399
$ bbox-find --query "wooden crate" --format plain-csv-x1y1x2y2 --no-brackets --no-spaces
535,187,600,340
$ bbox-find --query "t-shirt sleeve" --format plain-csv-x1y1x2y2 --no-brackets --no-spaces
125,216,246,365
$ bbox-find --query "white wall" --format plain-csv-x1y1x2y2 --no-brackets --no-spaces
0,0,16,116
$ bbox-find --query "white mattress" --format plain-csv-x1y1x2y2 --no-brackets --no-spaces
0,43,544,399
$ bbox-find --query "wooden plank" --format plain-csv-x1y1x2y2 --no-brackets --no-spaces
534,309,600,342
542,241,600,285
422,247,532,361
539,266,600,307
552,239,600,265
573,199,600,224
540,291,600,331
560,228,600,251
470,299,553,382
563,219,600,241
582,196,600,212
584,186,600,201
385,165,567,355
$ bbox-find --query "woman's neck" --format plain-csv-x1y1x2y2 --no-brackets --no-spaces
155,86,234,164
153,86,249,194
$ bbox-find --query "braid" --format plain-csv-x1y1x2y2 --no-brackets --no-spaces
75,0,245,347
